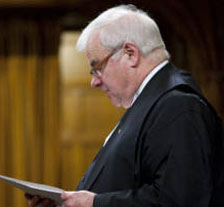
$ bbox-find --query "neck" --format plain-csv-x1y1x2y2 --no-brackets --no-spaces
135,55,166,89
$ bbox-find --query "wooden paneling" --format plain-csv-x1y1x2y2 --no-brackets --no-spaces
0,18,61,207
0,1,222,205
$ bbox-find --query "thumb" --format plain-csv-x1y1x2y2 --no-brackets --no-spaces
61,191,75,200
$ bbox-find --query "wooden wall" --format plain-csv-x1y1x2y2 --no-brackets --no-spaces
0,17,61,207
0,0,223,206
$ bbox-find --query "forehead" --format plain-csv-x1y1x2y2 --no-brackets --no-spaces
86,33,108,60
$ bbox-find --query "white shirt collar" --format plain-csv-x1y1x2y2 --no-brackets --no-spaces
131,60,169,106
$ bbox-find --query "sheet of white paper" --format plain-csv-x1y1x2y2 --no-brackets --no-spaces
0,175,64,205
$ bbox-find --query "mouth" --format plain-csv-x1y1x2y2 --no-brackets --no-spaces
101,86,113,99
107,91,112,98
101,85,108,92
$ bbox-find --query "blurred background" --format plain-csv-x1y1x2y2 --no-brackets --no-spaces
0,0,223,206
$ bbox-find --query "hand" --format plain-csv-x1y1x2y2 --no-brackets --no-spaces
61,190,96,207
25,193,57,207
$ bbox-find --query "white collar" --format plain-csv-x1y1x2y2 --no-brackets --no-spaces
131,60,169,106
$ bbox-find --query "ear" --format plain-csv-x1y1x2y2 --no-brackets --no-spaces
123,42,140,68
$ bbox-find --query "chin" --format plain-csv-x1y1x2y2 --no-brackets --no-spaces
111,97,132,109
111,98,122,108
112,101,122,108
111,100,131,109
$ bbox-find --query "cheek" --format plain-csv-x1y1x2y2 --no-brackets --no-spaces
103,62,128,90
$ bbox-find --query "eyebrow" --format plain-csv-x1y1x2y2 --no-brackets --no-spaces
90,59,99,68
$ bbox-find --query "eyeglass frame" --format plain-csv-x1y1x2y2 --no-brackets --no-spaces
89,47,121,76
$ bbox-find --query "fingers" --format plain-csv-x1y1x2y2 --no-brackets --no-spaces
25,193,33,200
61,191,96,207
28,195,41,207
25,194,56,207
39,199,56,207
61,191,74,200
61,191,79,207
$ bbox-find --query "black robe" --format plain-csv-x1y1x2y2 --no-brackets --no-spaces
78,63,224,207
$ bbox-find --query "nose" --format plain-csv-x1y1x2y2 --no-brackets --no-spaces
90,75,103,88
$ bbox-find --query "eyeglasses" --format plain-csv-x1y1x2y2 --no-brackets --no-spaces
90,48,120,76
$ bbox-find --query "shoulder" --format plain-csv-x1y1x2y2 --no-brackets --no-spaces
153,89,208,115
144,88,212,132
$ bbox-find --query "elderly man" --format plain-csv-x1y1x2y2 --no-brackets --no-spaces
26,4,224,207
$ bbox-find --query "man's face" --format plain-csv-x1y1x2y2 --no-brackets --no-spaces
86,35,134,108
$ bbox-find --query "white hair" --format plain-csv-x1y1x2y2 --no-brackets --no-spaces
76,5,169,57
